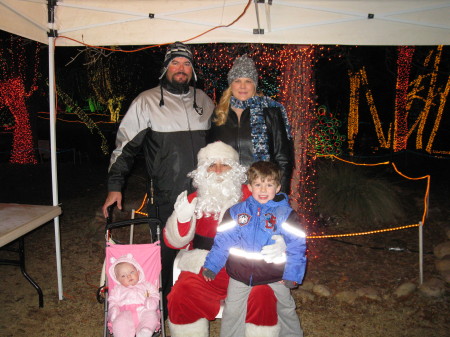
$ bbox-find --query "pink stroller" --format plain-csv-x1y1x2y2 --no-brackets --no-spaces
98,212,165,337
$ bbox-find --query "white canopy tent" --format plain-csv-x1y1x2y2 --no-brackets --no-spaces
0,0,449,301
1,0,450,46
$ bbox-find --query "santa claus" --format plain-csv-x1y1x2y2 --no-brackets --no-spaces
164,141,287,337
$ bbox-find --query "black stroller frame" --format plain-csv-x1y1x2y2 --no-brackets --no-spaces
97,207,166,337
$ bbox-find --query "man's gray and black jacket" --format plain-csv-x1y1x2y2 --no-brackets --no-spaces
107,85,214,207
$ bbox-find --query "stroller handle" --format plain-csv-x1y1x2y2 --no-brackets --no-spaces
105,203,162,244
105,217,162,231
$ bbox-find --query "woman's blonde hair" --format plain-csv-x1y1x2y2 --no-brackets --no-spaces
213,87,233,126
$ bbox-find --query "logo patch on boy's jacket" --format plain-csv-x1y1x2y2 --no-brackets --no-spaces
237,213,251,226
264,213,277,230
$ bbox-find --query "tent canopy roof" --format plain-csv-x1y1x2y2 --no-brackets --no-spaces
1,0,449,46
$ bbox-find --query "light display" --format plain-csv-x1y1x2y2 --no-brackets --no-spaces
55,84,109,155
0,37,40,164
407,46,449,154
278,45,318,223
348,46,449,155
394,46,414,151
348,67,389,150
347,71,360,154
85,51,125,123
308,105,345,156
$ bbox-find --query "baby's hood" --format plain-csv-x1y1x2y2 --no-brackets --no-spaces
109,253,145,285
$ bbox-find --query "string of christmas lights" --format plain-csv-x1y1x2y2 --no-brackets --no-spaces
0,36,40,164
278,45,318,224
308,105,345,156
86,54,126,123
415,46,442,150
394,46,414,151
406,46,449,154
55,84,109,155
347,46,448,155
347,70,360,155
358,67,389,149
427,76,450,154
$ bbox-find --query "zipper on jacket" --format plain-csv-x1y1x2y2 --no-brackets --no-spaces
181,92,196,169
236,109,241,158
249,204,261,286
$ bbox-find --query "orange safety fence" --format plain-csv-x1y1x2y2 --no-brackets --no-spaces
134,155,431,240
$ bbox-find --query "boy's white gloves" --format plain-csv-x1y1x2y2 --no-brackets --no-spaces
261,235,287,263
174,190,197,223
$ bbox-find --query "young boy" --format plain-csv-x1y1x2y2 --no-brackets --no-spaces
202,161,307,337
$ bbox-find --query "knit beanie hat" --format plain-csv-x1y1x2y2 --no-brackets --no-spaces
159,42,202,113
227,54,258,87
159,41,197,81
109,253,145,285
197,141,239,167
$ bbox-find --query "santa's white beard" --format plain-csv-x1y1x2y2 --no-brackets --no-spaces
193,170,243,219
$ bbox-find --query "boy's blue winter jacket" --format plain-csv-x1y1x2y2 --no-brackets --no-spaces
204,193,307,285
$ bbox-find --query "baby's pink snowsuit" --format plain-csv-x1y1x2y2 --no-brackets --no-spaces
108,253,160,337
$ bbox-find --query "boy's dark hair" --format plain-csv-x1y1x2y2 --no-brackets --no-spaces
247,161,281,185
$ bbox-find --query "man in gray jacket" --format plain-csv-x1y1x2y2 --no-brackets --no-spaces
102,41,214,315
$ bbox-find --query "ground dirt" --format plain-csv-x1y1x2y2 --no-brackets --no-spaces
0,160,448,337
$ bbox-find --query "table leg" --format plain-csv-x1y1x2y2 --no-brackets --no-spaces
18,237,44,307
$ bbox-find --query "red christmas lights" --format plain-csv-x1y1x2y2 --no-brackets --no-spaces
0,36,40,164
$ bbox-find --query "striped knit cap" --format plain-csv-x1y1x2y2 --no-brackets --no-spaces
159,41,197,81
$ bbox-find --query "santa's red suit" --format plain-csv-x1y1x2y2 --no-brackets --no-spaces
164,186,280,337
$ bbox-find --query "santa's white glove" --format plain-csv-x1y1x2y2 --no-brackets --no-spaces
174,191,197,223
261,235,287,263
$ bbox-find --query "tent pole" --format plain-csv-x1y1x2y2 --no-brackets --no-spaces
419,221,423,285
48,36,63,300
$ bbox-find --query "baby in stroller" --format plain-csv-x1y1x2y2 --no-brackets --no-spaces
108,253,160,337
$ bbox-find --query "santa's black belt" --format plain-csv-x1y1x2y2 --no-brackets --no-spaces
193,234,214,250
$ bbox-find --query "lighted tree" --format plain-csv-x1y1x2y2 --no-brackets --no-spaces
393,46,414,151
55,83,109,155
278,45,318,219
347,46,449,155
309,106,346,156
62,46,155,123
0,35,40,164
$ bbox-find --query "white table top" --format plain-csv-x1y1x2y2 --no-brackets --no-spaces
0,203,62,247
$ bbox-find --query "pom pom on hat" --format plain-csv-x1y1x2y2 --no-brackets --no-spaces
227,54,258,87
197,141,239,166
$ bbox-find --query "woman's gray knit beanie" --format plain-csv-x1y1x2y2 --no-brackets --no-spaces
227,54,258,87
